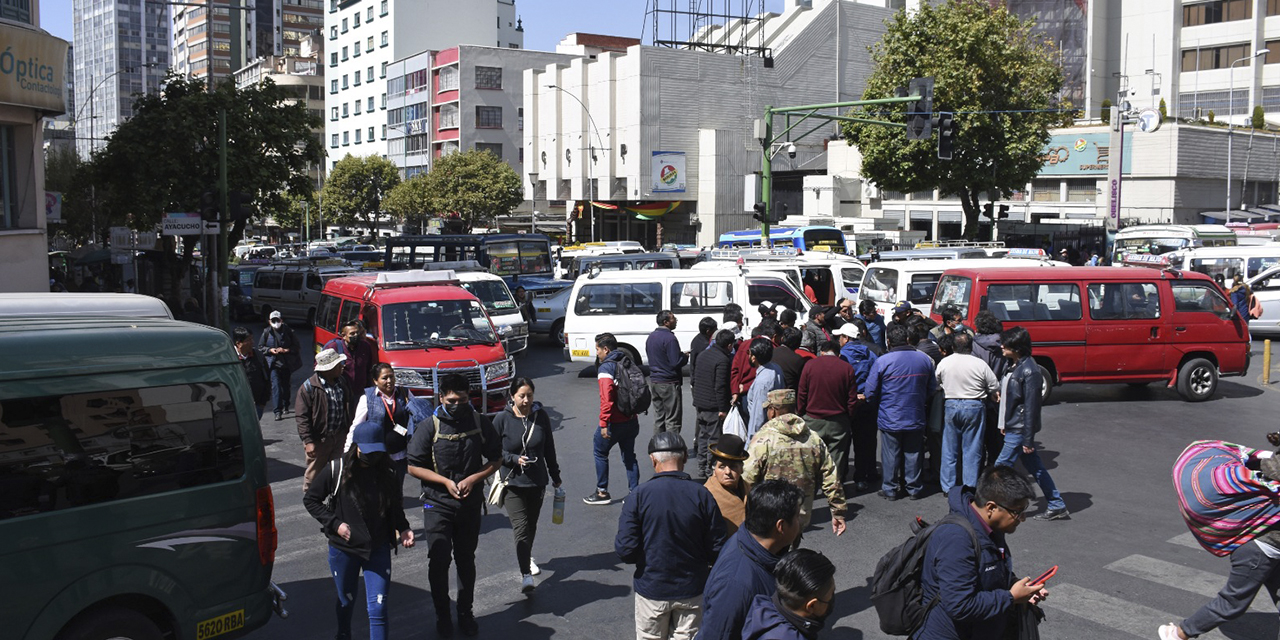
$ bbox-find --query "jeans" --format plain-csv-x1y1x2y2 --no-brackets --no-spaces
994,430,1066,511
1181,540,1280,637
693,410,723,477
650,382,683,435
880,429,924,496
806,414,852,484
423,502,483,618
328,544,392,640
503,485,545,575
594,418,641,493
941,399,986,494
269,367,292,416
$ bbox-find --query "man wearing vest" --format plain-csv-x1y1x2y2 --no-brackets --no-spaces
324,318,376,393
407,374,502,638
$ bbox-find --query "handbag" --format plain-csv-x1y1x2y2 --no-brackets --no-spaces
487,410,538,507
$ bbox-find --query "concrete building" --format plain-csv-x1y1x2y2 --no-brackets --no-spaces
44,45,77,158
525,0,891,246
72,0,170,158
234,35,326,189
324,0,522,170
1,4,70,291
171,0,323,86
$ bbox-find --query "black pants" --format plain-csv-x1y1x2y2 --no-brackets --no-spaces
694,409,723,477
805,414,852,484
850,404,879,484
981,402,1003,469
422,501,483,618
1181,540,1280,637
502,485,545,576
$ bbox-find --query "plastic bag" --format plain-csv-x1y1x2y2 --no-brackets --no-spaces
722,404,747,440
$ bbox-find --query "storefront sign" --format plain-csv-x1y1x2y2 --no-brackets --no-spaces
1038,132,1132,176
651,151,686,193
0,23,69,114
45,191,62,222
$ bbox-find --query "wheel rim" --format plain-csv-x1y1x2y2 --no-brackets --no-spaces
1190,366,1214,396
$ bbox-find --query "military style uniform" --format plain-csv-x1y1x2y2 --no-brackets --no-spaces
743,391,846,528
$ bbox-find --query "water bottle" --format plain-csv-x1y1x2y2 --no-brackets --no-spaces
552,487,566,525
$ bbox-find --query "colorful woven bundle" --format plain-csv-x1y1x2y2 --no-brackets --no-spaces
1173,440,1280,557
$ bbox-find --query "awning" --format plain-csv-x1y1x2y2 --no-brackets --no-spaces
586,201,680,220
1201,210,1262,221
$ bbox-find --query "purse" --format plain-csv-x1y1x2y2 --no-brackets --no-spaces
487,411,537,507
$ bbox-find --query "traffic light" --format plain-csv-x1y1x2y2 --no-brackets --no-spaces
200,191,218,222
229,191,254,222
982,202,994,219
997,204,1010,219
752,201,769,224
905,77,934,141
776,202,789,224
936,111,956,160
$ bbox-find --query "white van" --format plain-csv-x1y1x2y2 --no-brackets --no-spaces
696,248,866,306
418,261,529,354
563,266,812,364
1169,245,1280,287
0,293,174,319
252,262,357,325
860,257,1068,316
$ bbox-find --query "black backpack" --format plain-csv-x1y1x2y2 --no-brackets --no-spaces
870,513,981,636
613,354,652,416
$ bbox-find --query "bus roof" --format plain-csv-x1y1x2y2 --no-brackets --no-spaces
938,265,1216,283
1115,224,1236,237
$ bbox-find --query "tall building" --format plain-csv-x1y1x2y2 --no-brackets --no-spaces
72,0,170,158
44,46,78,158
235,31,327,191
324,0,523,170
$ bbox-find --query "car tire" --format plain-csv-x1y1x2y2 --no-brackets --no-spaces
58,608,164,640
550,318,565,346
621,345,643,367
1037,363,1053,403
1177,357,1218,402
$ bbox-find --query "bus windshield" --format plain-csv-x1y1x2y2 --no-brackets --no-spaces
384,235,553,280
802,228,847,253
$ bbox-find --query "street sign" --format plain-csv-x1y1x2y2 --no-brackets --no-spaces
162,212,204,236
203,221,220,234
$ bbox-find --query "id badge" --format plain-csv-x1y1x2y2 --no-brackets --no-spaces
394,425,408,437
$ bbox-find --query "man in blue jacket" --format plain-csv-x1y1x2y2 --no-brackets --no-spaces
918,466,1047,640
616,432,726,639
647,310,690,436
864,324,938,501
699,479,805,640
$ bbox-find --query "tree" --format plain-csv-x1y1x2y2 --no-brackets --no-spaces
321,154,401,236
1101,99,1112,124
43,146,95,245
844,0,1064,238
384,173,432,229
271,189,319,240
1253,105,1265,129
411,149,523,232
1158,97,1168,122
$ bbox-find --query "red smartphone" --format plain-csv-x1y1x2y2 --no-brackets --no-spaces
1030,565,1058,586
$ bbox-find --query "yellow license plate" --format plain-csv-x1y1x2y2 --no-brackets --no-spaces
571,349,590,357
196,609,245,640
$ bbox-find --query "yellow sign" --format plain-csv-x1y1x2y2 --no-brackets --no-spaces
571,349,590,357
0,23,69,114
196,609,245,640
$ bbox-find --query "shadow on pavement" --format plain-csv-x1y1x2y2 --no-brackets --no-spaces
267,458,305,486
1048,379,1263,406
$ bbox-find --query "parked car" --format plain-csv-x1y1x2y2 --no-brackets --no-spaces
252,262,356,325
1245,264,1280,338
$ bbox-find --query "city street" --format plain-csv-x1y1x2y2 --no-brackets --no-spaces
246,326,1280,640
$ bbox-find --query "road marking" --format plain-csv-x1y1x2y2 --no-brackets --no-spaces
1041,583,1229,639
1105,555,1269,613
1168,532,1205,550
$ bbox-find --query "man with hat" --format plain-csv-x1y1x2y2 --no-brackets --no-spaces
296,348,356,491
835,323,877,392
704,434,751,534
743,389,846,537
616,432,727,639
260,309,301,420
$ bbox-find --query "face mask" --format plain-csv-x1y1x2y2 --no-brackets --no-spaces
812,592,836,624
270,320,282,328
362,451,388,467
437,401,461,418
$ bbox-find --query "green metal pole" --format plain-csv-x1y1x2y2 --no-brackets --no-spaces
761,107,774,246
218,108,230,331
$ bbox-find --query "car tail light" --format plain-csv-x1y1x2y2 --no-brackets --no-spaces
256,486,278,566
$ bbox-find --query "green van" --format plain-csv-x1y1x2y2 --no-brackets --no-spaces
0,313,284,640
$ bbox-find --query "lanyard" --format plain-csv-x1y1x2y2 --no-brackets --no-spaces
380,392,397,424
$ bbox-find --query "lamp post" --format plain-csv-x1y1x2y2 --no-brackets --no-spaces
546,84,606,242
527,172,539,235
1227,49,1269,225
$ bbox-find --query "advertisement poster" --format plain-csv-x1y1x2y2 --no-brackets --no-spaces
651,151,686,193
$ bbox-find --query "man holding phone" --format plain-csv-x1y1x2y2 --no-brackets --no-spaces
916,466,1049,639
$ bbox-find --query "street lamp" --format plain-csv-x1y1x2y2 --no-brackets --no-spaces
546,84,607,242
1227,48,1269,224
527,172,539,234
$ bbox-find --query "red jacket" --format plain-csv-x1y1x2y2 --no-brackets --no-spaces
729,338,759,397
597,350,636,426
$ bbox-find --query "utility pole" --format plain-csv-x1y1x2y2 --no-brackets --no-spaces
218,108,230,331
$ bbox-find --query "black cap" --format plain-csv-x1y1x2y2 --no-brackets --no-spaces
648,431,687,455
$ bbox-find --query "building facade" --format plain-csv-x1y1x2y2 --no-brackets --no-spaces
234,39,327,189
1,4,70,291
72,0,170,158
324,0,522,170
172,0,326,86
44,45,77,158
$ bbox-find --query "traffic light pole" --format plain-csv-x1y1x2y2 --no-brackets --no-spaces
218,108,230,332
758,95,916,246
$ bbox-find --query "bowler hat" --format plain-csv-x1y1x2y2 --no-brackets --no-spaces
710,434,749,462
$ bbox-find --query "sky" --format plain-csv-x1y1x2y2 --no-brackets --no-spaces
40,0,787,53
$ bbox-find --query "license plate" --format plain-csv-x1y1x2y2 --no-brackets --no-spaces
196,609,245,640
571,349,590,357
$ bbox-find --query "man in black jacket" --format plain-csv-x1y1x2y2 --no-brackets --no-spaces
407,374,502,637
689,316,718,395
693,329,735,480
233,327,270,419
993,326,1068,521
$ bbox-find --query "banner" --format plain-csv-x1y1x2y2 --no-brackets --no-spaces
1038,132,1132,176
0,23,69,114
45,191,62,223
651,151,686,193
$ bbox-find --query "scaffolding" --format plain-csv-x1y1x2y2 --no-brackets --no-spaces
643,0,774,61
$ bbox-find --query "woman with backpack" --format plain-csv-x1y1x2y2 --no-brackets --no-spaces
304,421,415,640
493,377,562,592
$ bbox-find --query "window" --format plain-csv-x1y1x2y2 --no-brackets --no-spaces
934,275,973,318
476,143,502,157
343,131,349,146
1065,178,1096,203
337,298,361,331
355,129,362,144
0,125,17,229
671,282,733,311
366,6,373,21
330,25,338,40
1188,257,1246,283
282,273,304,292
0,383,246,517
342,103,348,117
366,36,374,52
381,125,387,140
331,133,339,147
366,67,373,82
330,79,338,93
747,278,803,310
381,62,387,78
341,46,348,61
381,31,388,47
1183,0,1253,26
353,40,360,57
1031,179,1060,202
1181,42,1253,71
518,107,524,131
318,295,342,333
380,0,387,15
1088,283,1161,320
354,100,361,114
368,127,375,142
352,9,359,26
906,274,941,305
380,94,386,109
476,106,502,128
1172,282,1232,314
330,51,338,66
440,104,460,129
330,106,338,121
342,74,349,89
475,66,502,89
860,267,899,304
367,96,374,111
985,283,1082,321
341,17,347,32
574,283,662,315
438,66,459,91
354,73,361,87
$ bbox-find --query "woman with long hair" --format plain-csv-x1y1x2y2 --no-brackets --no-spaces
493,377,562,592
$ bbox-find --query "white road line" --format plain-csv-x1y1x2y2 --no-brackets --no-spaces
1168,532,1206,550
1041,583,1229,640
1105,554,1270,613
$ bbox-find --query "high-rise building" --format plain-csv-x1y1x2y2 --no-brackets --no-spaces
45,46,78,158
235,31,327,191
323,0,523,170
72,0,170,158
171,1,324,86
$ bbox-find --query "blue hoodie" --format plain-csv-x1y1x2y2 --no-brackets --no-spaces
916,487,1015,640
741,593,821,640
863,345,938,432
838,340,878,390
697,525,783,640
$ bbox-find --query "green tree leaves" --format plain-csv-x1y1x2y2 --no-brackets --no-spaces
320,154,401,235
384,149,522,232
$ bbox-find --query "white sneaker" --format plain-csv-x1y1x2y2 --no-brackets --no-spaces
529,558,541,576
521,574,535,593
1157,623,1184,640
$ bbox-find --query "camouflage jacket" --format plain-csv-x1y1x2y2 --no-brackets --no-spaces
743,413,846,524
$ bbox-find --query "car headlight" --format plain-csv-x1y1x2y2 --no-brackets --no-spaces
485,359,513,381
395,369,429,388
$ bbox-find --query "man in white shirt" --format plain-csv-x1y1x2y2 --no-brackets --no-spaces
934,333,998,494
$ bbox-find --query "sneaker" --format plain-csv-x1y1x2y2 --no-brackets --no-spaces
529,558,541,576
458,613,479,637
878,489,903,501
583,490,612,505
1034,507,1070,521
1158,623,1186,640
521,574,535,593
435,616,454,638
908,491,927,501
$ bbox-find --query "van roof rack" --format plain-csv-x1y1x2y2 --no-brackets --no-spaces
372,269,459,288
915,240,1006,249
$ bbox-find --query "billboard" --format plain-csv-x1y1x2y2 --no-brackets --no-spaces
0,23,69,114
1038,132,1132,176
651,151,686,193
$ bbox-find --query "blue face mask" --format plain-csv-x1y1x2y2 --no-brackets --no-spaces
436,401,461,418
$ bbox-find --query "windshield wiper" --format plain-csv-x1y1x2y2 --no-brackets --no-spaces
386,338,453,350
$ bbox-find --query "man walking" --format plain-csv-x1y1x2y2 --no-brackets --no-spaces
646,311,689,436
260,310,301,420
864,325,938,501
700,480,805,640
295,348,356,492
233,326,270,419
587,333,642,505
406,374,502,637
743,390,846,537
935,333,998,494
995,327,1069,521
692,329,735,480
616,432,726,640
744,340,785,441
323,318,375,393
796,340,859,485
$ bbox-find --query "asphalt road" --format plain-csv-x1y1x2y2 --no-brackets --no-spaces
243,326,1280,640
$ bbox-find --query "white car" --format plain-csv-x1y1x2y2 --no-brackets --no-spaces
1246,265,1280,337
531,285,573,345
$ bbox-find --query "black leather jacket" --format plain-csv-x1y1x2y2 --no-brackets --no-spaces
1001,357,1042,437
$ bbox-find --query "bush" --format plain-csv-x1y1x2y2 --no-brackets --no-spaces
1158,98,1167,122
1101,98,1112,124
1253,105,1265,129
1208,110,1216,124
